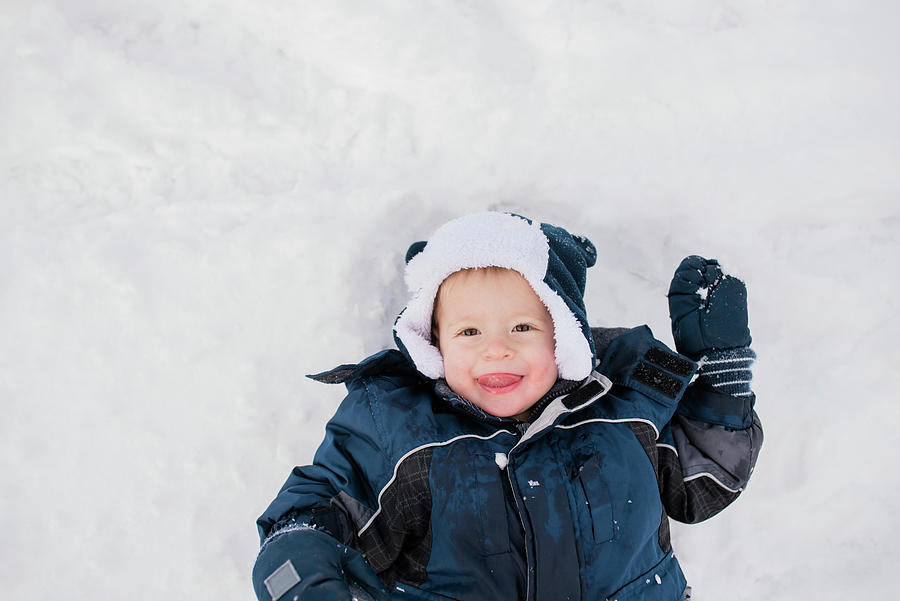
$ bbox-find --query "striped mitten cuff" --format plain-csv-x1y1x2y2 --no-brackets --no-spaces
698,347,756,397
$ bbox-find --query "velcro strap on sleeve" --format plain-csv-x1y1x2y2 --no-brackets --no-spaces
630,344,698,402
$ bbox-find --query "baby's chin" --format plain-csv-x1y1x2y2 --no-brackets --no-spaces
445,376,551,420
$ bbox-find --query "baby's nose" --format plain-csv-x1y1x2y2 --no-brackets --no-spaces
482,337,514,359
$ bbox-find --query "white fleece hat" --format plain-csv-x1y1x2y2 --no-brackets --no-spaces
393,212,597,381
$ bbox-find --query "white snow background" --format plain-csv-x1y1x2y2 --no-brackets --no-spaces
2,1,898,599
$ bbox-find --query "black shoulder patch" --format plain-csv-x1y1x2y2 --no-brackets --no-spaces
307,364,359,384
307,350,422,386
644,347,696,377
562,379,605,409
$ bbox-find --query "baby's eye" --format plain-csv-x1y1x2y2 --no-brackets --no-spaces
460,328,480,336
513,324,532,332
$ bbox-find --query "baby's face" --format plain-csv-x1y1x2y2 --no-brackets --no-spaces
434,268,558,421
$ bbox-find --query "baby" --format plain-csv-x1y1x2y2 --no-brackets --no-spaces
252,212,762,601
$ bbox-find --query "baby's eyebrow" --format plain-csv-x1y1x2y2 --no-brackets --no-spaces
440,313,482,325
442,313,551,328
437,317,481,333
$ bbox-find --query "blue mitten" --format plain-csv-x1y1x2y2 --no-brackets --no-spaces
252,527,390,601
667,255,751,359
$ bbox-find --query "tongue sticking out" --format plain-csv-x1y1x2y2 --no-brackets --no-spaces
477,373,522,389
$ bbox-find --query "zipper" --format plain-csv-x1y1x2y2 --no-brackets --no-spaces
500,373,613,601
505,455,534,601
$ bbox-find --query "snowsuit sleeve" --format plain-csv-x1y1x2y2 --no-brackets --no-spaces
591,326,763,525
655,374,763,523
256,351,434,586
256,380,389,545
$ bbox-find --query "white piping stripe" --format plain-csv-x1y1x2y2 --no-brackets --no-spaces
702,367,750,376
633,437,747,493
712,379,752,386
732,391,754,397
556,417,660,440
700,357,754,367
656,443,678,456
358,429,510,537
684,472,743,493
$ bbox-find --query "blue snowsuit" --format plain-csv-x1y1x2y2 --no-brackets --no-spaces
257,326,762,601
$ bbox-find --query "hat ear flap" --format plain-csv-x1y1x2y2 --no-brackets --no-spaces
405,240,427,264
573,235,597,268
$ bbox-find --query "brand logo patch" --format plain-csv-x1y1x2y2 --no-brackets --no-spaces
264,559,301,600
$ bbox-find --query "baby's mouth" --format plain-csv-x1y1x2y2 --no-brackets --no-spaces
476,373,523,394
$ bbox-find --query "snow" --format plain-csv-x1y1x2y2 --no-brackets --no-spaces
1,1,898,599
495,452,509,470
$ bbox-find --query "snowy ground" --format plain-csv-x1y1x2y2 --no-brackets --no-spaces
2,1,898,599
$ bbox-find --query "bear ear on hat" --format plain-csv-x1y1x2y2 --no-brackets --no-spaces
405,240,427,264
572,235,597,268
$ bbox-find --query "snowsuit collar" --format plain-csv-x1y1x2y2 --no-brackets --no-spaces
432,371,614,447
432,377,582,426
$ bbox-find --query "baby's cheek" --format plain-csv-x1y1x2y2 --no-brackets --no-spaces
534,352,559,387
441,351,470,388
